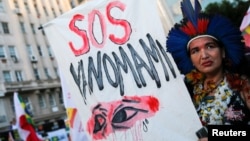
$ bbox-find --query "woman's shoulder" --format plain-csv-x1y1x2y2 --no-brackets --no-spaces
225,71,249,91
225,71,250,110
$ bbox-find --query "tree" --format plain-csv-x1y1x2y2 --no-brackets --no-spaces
204,0,250,27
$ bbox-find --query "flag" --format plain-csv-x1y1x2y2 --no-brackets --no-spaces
13,92,41,141
60,70,89,141
240,6,250,48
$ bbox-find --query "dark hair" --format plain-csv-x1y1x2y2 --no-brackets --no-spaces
236,53,250,78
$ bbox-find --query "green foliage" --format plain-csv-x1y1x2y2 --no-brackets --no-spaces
204,0,250,27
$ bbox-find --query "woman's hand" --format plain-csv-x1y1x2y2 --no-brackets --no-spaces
198,137,208,141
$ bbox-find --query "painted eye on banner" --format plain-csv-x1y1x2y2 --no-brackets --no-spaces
111,106,148,129
87,95,159,140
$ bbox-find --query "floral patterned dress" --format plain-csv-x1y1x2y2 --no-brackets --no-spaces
185,70,250,125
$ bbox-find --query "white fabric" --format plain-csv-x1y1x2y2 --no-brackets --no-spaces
43,0,202,140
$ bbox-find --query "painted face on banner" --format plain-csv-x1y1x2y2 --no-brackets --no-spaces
87,95,159,140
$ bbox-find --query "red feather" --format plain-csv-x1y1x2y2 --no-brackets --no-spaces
197,18,209,34
180,21,197,36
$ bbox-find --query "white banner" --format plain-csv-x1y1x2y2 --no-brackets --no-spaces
43,0,202,140
47,129,68,141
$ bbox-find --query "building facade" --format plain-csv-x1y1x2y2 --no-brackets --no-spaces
0,0,86,138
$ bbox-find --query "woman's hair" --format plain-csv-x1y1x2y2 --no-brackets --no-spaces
234,53,250,78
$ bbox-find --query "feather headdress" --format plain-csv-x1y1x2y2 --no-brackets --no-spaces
166,0,244,74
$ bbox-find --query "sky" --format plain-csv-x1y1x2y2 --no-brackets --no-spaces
202,0,223,7
166,0,224,22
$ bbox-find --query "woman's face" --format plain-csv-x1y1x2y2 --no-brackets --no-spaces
188,37,224,75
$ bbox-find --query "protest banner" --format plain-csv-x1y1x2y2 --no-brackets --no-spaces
43,0,202,140
61,70,88,141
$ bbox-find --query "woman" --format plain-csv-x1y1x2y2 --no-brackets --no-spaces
166,0,250,140
187,36,250,125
